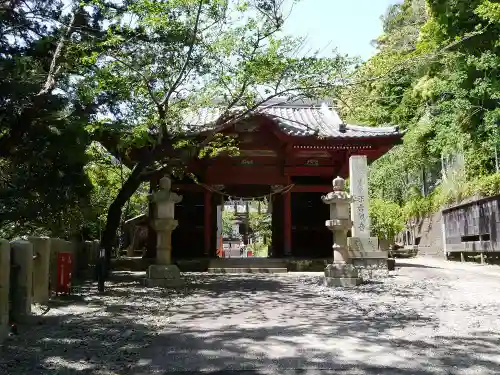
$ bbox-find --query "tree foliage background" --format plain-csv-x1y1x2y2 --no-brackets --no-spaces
4,0,499,248
0,0,355,262
341,0,500,225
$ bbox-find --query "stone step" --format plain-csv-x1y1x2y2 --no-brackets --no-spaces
208,258,286,265
209,260,287,268
207,267,288,274
208,263,288,269
208,266,288,271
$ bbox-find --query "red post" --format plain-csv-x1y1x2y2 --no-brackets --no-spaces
56,252,73,295
204,190,212,256
284,188,292,256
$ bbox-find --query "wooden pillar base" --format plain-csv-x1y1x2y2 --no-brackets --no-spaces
204,190,212,257
284,190,291,256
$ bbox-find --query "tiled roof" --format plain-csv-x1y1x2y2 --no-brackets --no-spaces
183,99,401,139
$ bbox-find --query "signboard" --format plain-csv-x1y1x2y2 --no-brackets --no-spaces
349,155,370,237
56,252,73,295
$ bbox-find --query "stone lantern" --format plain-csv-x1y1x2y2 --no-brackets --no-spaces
321,176,362,287
146,176,184,288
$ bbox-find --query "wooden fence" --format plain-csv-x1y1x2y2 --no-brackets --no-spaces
442,194,500,259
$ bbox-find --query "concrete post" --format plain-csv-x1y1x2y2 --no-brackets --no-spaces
0,239,10,343
28,236,51,305
10,240,33,323
68,241,79,280
92,240,100,265
441,215,448,260
84,240,99,267
49,238,65,293
80,241,92,279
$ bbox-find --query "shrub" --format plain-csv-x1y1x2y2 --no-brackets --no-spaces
369,198,405,242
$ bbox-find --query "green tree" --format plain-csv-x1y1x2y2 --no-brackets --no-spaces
84,143,149,242
0,1,105,238
369,198,405,242
248,209,271,243
221,210,236,238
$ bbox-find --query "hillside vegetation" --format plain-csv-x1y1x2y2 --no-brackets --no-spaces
341,0,500,223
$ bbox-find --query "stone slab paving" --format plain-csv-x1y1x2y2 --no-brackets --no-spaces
1,259,500,375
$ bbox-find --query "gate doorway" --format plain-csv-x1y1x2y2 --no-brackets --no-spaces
218,197,271,259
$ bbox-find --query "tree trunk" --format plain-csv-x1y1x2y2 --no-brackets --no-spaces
100,161,147,276
145,177,161,259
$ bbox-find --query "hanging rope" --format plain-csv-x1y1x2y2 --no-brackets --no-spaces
194,181,295,201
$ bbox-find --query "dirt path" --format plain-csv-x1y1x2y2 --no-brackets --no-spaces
2,258,500,374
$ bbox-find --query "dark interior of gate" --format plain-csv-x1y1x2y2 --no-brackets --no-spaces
169,191,332,260
163,100,401,260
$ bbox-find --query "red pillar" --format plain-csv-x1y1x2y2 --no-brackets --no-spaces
204,190,212,256
284,188,292,257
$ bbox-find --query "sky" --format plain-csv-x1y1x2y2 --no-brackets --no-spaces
283,0,399,61
60,0,398,61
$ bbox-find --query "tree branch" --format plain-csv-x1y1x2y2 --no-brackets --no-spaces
160,0,204,107
37,5,81,96
106,55,160,106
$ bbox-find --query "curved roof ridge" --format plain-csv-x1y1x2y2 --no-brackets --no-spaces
345,123,399,133
180,99,402,139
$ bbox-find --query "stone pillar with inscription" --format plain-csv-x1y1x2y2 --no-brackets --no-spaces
145,176,184,288
347,155,388,275
322,176,363,287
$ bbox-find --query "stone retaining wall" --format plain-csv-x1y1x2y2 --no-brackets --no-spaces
0,237,99,344
0,239,9,344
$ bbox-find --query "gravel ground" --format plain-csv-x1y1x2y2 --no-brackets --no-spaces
2,258,500,375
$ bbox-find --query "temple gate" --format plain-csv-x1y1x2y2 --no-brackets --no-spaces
148,99,402,260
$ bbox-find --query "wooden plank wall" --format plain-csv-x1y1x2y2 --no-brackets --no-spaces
443,195,500,253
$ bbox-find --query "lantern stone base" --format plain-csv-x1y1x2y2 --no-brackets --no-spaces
347,236,388,272
324,263,363,287
347,237,379,253
145,264,184,288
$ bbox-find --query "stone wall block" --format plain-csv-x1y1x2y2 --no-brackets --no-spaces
0,239,10,343
68,241,79,279
81,240,95,271
10,240,33,323
28,236,51,305
87,240,100,265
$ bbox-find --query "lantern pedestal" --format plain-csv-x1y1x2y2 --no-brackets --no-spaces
322,177,363,287
146,177,184,288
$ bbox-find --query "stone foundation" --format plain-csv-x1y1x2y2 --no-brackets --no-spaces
145,264,184,288
324,263,363,287
347,236,388,280
29,236,51,305
0,239,10,343
10,240,33,324
352,258,388,280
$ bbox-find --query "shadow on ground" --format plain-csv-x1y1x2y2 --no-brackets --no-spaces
1,271,499,375
395,262,442,269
